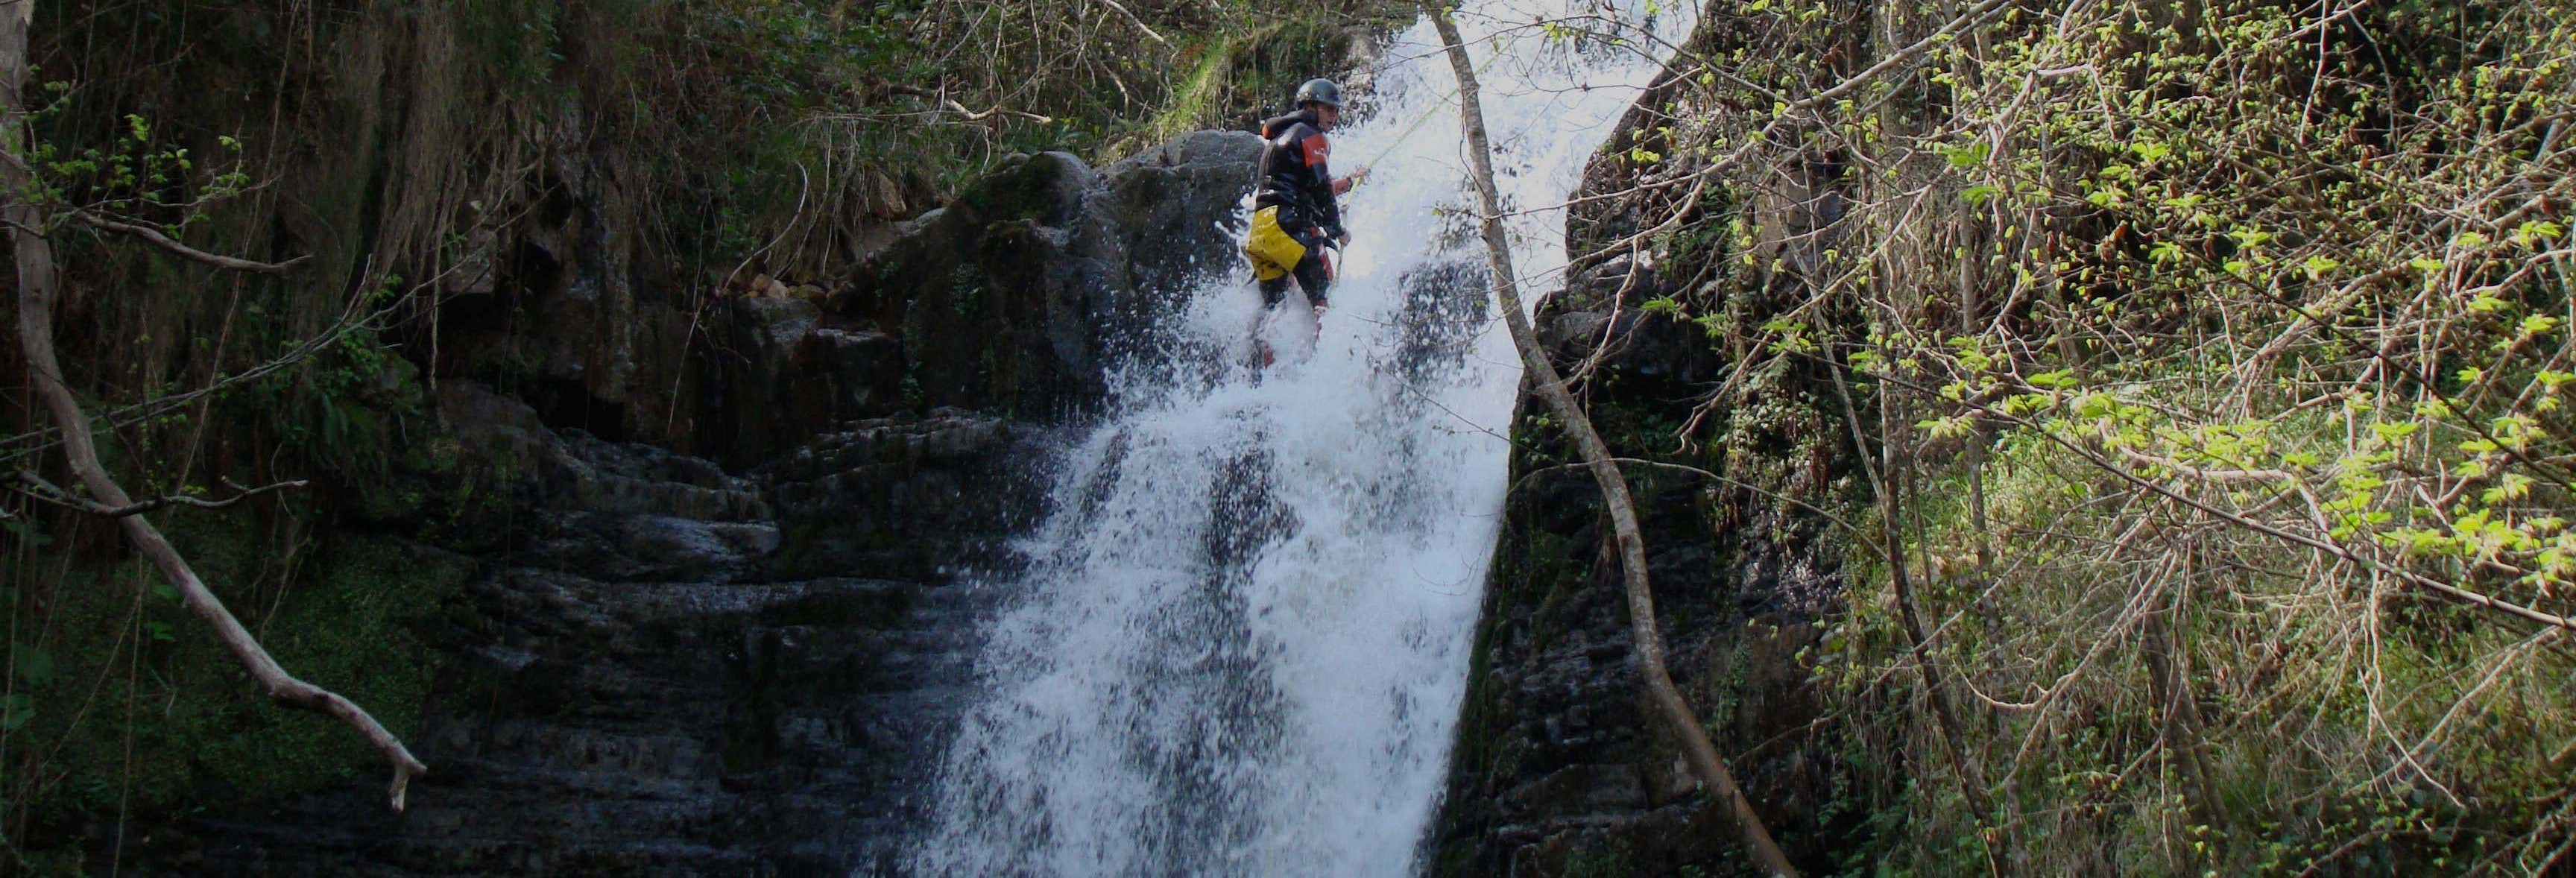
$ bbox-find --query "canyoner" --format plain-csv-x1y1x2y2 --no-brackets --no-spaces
1243,77,1371,367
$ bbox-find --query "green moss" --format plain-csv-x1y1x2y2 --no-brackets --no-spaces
186,536,465,798
3,522,467,859
1560,840,1635,878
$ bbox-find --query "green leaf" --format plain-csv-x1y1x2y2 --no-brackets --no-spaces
1941,141,1992,168
2513,219,2564,248
12,643,55,688
0,519,48,547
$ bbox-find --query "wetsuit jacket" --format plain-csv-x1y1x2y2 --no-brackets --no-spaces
1254,109,1343,241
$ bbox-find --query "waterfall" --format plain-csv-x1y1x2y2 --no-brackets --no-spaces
908,1,1692,874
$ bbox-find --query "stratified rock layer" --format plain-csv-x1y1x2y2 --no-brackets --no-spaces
193,392,1042,877
186,132,1263,876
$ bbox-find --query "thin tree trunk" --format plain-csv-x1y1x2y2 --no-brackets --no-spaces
1420,6,1797,874
1875,378,1998,816
1,4,427,811
2143,574,2226,835
1828,363,1999,824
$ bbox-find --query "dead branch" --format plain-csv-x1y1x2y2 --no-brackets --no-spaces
71,209,310,274
1512,456,1863,536
0,5,427,811
0,278,391,460
10,471,309,517
1092,0,1169,46
1423,4,1799,874
880,84,1057,124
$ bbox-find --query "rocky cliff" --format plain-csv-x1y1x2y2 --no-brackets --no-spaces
1429,18,1866,874
149,131,1267,877
1428,265,1856,876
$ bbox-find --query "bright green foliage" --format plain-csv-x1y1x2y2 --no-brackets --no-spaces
1610,0,2576,872
1831,0,2576,871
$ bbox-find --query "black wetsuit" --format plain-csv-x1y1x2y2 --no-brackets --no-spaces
1254,108,1342,306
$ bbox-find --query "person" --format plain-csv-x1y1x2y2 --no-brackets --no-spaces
1243,78,1369,363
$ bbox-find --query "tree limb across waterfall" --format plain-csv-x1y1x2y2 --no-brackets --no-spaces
1417,4,1799,875
0,3,429,812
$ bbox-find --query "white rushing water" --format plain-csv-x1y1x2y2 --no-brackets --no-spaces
909,1,1691,874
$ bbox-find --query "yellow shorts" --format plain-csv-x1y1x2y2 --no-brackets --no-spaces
1243,206,1308,282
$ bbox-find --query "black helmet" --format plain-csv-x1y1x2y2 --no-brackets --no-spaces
1294,78,1344,109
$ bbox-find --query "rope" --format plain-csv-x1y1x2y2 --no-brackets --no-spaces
1354,41,1510,171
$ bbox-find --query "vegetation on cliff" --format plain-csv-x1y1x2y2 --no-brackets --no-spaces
1544,0,2574,873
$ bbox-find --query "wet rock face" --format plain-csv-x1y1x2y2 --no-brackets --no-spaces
195,394,1041,877
1433,139,1853,878
433,130,1260,468
765,413,1055,582
1096,131,1267,347
1434,447,1840,876
845,136,1263,420
429,106,694,447
178,130,1260,874
701,296,909,468
1535,256,1729,389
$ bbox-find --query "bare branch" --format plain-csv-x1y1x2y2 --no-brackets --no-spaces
1092,0,1168,46
1423,5,1799,874
881,84,1056,124
0,7,427,810
70,209,310,274
1512,455,1863,536
1825,356,2002,827
0,283,389,459
10,471,309,517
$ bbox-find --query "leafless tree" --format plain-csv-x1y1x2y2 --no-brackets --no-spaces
1421,4,1799,874
0,4,426,811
